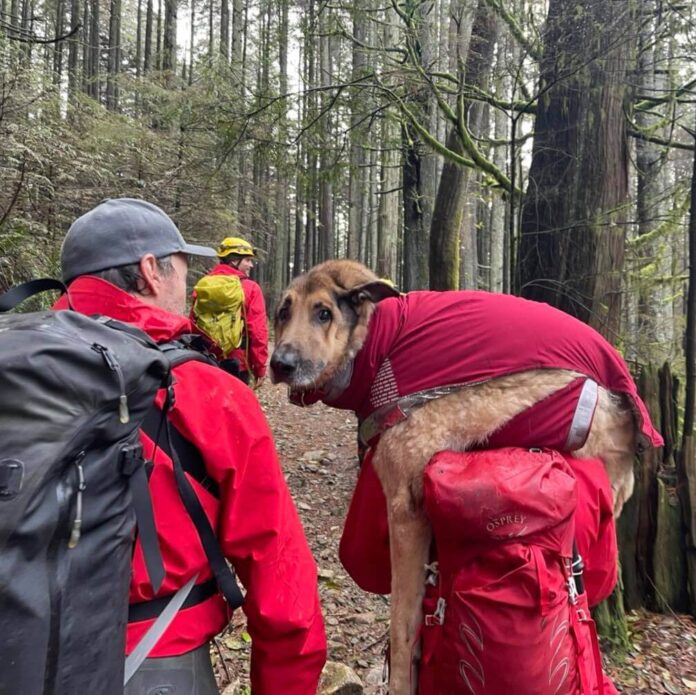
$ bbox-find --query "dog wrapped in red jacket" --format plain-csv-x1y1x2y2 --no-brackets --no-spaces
270,260,662,695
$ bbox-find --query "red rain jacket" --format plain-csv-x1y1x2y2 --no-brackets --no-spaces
295,290,662,450
55,277,326,695
199,264,269,379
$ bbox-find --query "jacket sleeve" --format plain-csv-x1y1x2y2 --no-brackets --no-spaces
173,364,327,694
244,281,269,379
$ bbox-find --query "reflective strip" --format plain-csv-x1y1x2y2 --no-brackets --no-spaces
124,573,199,686
565,379,599,450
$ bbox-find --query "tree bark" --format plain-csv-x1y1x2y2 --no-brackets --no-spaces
106,0,121,110
220,0,229,61
516,0,634,341
67,0,80,101
347,0,368,260
143,0,153,73
162,0,176,73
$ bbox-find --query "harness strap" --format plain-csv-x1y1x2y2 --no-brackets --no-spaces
121,444,165,593
124,573,199,686
359,384,465,447
141,406,220,498
359,377,600,450
165,418,245,610
565,379,599,450
128,578,217,623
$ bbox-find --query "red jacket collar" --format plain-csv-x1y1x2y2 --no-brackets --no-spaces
209,263,246,279
53,276,193,343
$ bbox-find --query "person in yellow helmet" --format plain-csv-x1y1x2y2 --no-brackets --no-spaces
192,236,269,386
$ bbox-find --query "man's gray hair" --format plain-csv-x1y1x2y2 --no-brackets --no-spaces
90,255,175,294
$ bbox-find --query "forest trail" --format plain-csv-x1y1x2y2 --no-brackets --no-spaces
215,382,696,695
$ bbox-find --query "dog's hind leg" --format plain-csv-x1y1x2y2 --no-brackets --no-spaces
371,369,585,693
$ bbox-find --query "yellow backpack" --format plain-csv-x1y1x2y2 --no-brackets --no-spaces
192,274,246,357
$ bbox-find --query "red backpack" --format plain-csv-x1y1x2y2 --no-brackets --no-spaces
339,447,618,694
418,448,606,695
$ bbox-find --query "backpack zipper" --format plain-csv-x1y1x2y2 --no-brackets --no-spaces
68,451,86,548
92,343,130,423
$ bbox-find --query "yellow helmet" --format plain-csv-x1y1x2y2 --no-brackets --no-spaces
217,236,256,258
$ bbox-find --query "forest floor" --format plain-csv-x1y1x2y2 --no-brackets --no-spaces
214,382,696,694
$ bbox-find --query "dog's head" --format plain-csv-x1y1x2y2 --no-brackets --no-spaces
270,260,400,393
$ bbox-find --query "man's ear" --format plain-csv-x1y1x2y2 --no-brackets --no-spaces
347,280,400,307
138,253,160,296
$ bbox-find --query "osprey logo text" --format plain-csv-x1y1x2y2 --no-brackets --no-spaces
486,512,527,535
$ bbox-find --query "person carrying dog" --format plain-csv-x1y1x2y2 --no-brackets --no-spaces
191,236,269,387
56,199,326,695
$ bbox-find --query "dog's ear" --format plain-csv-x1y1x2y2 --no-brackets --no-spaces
343,280,400,359
347,280,401,307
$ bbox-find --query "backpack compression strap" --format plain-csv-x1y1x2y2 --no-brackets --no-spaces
164,418,245,609
0,278,67,312
145,344,245,610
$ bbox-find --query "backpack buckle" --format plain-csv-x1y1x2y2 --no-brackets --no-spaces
120,444,145,476
424,597,446,626
0,459,23,499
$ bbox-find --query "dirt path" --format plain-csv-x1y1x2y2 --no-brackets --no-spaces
215,382,696,694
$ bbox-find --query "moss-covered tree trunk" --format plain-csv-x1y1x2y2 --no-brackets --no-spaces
515,0,633,342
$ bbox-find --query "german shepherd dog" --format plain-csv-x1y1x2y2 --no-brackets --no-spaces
271,260,655,695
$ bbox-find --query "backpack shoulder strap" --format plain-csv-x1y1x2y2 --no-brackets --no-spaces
158,336,218,369
0,278,66,312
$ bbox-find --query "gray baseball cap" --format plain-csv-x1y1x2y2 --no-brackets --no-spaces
61,198,217,282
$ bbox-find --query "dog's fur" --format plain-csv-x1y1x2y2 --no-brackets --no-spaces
271,260,638,695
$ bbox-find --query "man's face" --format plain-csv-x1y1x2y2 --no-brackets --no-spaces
238,257,254,276
158,253,189,315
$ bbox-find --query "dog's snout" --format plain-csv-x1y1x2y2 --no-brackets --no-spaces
271,346,300,381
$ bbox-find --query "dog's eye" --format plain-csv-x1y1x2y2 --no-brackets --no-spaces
277,306,290,323
317,308,332,324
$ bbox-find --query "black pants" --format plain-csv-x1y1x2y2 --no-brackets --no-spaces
219,358,250,385
124,643,219,695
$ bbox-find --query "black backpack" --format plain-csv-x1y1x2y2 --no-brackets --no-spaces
0,280,243,695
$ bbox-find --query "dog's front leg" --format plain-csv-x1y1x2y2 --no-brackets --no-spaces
373,447,432,695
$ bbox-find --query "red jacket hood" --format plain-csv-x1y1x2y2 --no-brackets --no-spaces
53,276,193,342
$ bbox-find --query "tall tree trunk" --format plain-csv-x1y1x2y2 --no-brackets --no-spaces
347,0,368,260
67,0,80,102
376,8,400,279
52,0,66,87
155,0,162,71
162,0,176,73
429,0,492,291
635,0,671,363
88,0,99,99
220,0,229,61
402,123,429,290
143,0,153,73
188,0,194,84
81,0,90,93
271,0,290,299
488,23,509,293
317,13,334,261
401,1,437,290
106,0,121,110
230,0,243,69
516,0,633,341
135,0,142,78
208,0,213,56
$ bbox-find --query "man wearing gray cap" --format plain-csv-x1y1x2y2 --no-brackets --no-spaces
56,199,326,695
